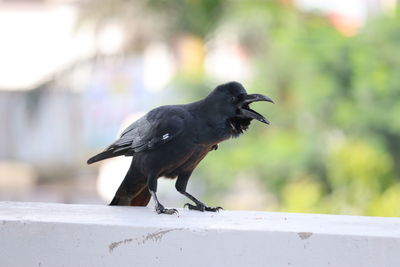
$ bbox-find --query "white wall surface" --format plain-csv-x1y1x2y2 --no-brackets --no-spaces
1,201,400,267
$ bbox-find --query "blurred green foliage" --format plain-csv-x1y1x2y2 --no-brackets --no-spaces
190,1,400,216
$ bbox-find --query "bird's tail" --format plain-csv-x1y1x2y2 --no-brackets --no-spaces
109,185,151,206
109,196,120,206
87,150,126,164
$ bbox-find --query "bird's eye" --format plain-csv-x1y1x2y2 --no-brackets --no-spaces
231,96,237,103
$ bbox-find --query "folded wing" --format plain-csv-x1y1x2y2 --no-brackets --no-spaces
87,107,185,164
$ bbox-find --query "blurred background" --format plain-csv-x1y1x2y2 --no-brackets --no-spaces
1,0,399,217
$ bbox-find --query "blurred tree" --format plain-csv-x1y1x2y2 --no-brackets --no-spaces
196,2,400,216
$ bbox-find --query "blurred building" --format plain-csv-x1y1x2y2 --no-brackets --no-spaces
0,0,175,166
0,0,174,203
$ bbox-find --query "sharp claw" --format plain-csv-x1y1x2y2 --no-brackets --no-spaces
184,202,223,212
165,208,178,215
168,210,176,214
155,204,179,215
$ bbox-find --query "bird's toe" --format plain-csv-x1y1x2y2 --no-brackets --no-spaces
184,203,205,212
204,206,223,212
155,204,164,214
163,208,179,215
155,204,178,215
156,205,179,215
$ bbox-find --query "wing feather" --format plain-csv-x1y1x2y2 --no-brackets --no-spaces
87,106,187,164
109,107,185,153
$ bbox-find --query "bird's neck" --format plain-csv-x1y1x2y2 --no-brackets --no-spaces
196,98,227,123
185,99,234,144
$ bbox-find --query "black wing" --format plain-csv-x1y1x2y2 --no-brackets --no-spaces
87,106,186,164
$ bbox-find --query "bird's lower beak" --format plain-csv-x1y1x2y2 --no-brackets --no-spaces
238,93,274,124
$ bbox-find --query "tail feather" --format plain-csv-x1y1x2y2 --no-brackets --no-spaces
87,149,126,164
109,196,120,206
130,187,151,206
109,185,150,206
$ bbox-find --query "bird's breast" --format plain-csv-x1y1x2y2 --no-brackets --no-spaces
136,139,213,179
163,143,213,178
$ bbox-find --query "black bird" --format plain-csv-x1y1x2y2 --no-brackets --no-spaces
87,81,273,214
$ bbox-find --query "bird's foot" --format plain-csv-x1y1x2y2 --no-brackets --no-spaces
155,204,178,215
205,206,223,212
184,203,223,212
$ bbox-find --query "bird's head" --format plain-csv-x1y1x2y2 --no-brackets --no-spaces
207,81,274,136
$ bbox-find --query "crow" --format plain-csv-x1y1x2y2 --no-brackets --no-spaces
87,81,273,214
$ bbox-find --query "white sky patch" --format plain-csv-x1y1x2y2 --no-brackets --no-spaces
97,23,125,55
205,31,250,83
295,0,369,22
143,42,175,93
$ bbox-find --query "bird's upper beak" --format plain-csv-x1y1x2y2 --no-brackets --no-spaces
238,93,274,124
242,93,274,105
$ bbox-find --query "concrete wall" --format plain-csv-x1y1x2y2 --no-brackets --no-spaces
1,202,400,267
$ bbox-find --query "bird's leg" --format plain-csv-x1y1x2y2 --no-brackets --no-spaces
175,173,223,212
147,175,178,215
182,191,223,212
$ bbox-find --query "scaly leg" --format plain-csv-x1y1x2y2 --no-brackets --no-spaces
175,172,223,212
148,174,178,215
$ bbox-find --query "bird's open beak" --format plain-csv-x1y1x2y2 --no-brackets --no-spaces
238,93,274,124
